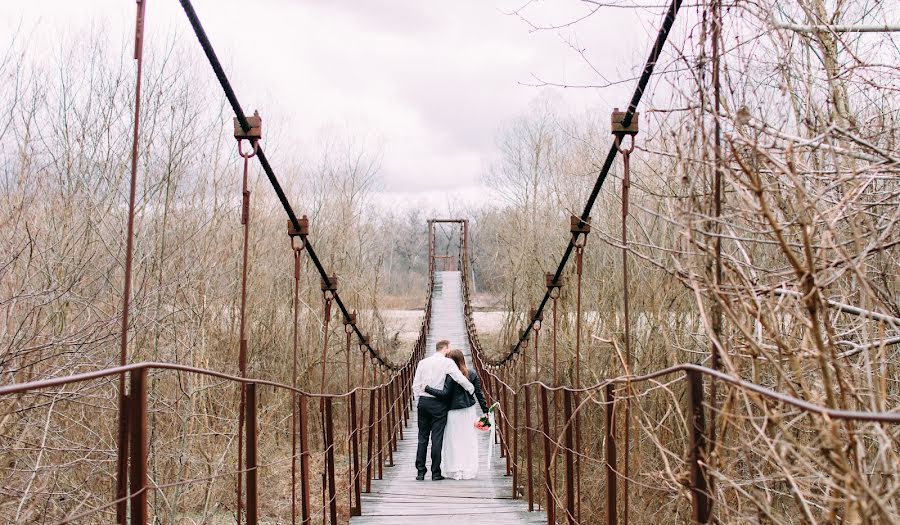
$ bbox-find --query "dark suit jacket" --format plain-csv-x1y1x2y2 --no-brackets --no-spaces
426,369,489,413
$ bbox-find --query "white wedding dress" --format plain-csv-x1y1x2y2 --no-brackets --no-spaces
442,404,480,479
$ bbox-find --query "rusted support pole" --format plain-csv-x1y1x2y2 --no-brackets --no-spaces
320,277,336,394
349,392,362,516
387,381,396,466
575,391,583,521
571,216,589,523
502,379,511,474
394,378,404,443
428,220,434,273
403,369,411,426
605,384,618,525
546,276,561,493
563,389,576,525
288,219,306,525
235,111,261,525
323,398,338,525
377,380,385,480
365,388,376,493
613,109,637,525
246,383,258,525
512,387,519,499
540,387,555,525
299,394,311,525
687,370,711,524
117,3,148,521
128,368,148,525
524,385,535,511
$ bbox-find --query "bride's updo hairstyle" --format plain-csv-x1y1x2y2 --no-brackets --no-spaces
446,349,467,377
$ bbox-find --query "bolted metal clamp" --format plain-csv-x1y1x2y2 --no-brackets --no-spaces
546,272,564,300
612,108,638,155
570,215,591,248
321,274,338,301
570,215,591,235
234,111,263,141
611,108,639,137
529,307,544,330
287,216,309,252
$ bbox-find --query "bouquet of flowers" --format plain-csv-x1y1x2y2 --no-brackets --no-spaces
474,402,499,432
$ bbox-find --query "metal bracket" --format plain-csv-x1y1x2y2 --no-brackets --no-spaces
570,215,592,235
611,108,639,136
234,111,262,141
545,272,564,290
321,274,338,293
287,216,309,251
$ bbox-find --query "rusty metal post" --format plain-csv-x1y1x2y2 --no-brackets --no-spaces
571,217,589,524
563,389,576,525
342,318,355,513
117,3,148,521
299,394,311,524
377,376,384,479
512,387,519,499
428,220,434,274
540,387,555,525
365,388,376,492
613,109,637,525
386,381,395,467
524,384,535,511
349,392,362,516
323,398,337,525
606,384,618,525
403,369,411,426
245,383,258,525
547,276,561,494
320,277,336,394
397,379,405,441
501,385,511,473
687,370,711,524
289,219,305,525
235,110,261,525
128,368,148,525
575,391,583,522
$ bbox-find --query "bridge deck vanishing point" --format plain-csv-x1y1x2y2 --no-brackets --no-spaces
350,271,545,524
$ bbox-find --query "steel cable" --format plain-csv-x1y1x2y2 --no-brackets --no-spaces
177,0,398,370
494,0,685,365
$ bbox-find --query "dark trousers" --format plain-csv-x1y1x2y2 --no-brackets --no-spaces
415,397,448,477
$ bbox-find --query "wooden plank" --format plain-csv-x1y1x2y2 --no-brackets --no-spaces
350,272,546,524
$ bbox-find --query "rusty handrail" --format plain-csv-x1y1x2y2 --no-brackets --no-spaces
469,364,900,424
0,361,408,399
457,208,899,525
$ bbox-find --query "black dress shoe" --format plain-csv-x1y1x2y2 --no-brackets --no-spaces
416,474,425,481
432,475,445,481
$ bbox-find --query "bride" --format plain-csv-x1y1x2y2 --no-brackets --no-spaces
425,349,489,480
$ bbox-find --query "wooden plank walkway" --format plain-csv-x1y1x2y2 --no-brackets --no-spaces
351,271,546,524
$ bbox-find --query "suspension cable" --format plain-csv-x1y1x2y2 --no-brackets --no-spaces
176,0,399,370
491,0,684,366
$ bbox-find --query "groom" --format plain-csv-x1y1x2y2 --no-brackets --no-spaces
411,339,474,480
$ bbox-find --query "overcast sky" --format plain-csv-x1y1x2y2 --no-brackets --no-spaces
3,1,668,210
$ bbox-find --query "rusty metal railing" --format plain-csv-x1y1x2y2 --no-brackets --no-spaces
458,233,900,524
0,318,428,524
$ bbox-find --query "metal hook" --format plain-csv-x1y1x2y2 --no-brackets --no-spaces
614,133,636,155
238,138,259,159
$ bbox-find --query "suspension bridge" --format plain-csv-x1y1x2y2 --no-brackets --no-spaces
2,0,899,524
